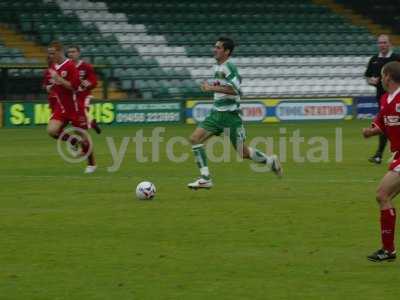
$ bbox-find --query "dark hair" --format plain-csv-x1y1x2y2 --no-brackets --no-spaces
382,61,400,84
48,41,64,51
67,45,81,52
217,37,234,56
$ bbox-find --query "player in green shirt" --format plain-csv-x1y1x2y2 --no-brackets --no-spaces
188,37,282,189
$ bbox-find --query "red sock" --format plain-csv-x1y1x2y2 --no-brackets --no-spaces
60,133,78,145
82,140,96,166
90,120,101,134
381,208,396,252
54,130,79,145
87,153,96,166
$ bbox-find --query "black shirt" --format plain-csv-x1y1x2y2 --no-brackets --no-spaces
365,52,400,100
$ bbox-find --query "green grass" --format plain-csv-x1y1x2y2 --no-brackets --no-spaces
1,120,399,300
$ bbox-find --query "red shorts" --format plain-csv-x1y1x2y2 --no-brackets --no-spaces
50,100,89,129
389,152,400,173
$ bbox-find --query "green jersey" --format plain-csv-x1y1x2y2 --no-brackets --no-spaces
212,59,241,111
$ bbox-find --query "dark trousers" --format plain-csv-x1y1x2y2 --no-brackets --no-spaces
375,133,387,157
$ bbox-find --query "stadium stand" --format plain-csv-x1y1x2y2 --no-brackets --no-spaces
335,0,400,34
61,0,378,97
0,0,392,100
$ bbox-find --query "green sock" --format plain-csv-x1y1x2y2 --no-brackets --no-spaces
249,147,273,165
192,144,210,179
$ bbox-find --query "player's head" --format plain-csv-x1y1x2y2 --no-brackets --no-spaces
213,37,234,63
381,61,400,91
377,34,391,55
47,41,65,63
67,45,81,62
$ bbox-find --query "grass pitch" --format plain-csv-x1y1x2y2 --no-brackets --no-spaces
1,120,399,300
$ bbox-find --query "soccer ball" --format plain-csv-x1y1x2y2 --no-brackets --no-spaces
136,181,156,200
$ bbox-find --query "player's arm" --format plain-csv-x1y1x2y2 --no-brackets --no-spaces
81,64,98,90
42,70,54,93
224,67,242,96
50,65,80,91
363,112,385,138
366,77,380,86
66,64,81,90
50,69,73,90
45,84,53,93
362,126,382,138
201,81,237,95
365,57,379,86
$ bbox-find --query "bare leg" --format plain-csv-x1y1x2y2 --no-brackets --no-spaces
376,171,400,209
237,143,282,176
189,127,213,145
374,171,400,254
47,119,65,139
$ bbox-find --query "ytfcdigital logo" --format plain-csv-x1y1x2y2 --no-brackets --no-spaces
56,126,343,172
57,127,93,163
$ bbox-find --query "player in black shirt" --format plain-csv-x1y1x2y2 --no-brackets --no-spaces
365,34,400,164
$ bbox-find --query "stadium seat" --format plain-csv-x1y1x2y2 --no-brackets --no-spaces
0,0,381,98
